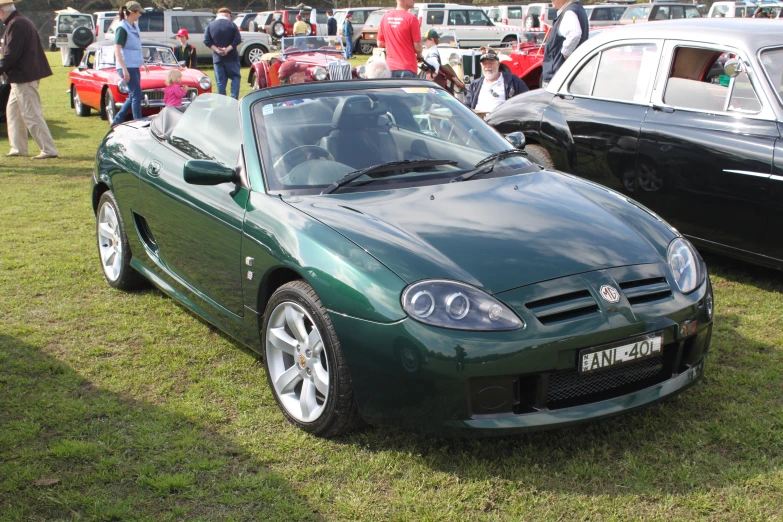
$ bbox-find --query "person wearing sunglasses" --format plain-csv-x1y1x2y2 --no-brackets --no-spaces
464,50,528,118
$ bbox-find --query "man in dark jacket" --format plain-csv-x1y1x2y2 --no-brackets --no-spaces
0,0,58,159
204,7,242,99
541,0,589,87
464,51,528,117
327,11,337,36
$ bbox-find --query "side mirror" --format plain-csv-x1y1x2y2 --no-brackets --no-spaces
724,58,743,78
183,160,238,185
505,131,526,149
78,64,88,71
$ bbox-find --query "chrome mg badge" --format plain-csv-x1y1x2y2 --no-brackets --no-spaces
599,285,620,303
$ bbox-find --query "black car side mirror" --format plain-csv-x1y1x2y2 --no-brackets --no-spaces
183,160,238,185
505,132,526,149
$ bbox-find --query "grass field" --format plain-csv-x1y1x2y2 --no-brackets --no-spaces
1,52,782,521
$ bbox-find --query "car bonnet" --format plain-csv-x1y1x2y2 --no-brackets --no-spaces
282,171,666,294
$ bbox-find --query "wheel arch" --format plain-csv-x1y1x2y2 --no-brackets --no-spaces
100,84,110,119
257,266,306,316
92,181,111,215
70,84,75,108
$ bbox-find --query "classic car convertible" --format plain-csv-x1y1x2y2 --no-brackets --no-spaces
247,36,353,90
69,41,212,124
488,19,783,270
93,81,713,437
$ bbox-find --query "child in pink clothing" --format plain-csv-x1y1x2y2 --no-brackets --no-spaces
163,69,188,107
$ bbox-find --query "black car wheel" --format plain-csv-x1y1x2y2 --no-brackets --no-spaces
359,40,373,55
262,281,361,437
96,192,144,290
271,21,285,38
525,144,554,168
73,88,91,117
104,89,116,125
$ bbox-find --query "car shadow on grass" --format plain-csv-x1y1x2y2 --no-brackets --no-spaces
0,334,319,522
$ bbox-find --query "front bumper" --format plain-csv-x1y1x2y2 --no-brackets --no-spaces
114,88,199,109
328,263,713,436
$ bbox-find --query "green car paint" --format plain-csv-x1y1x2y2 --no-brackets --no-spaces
93,81,712,435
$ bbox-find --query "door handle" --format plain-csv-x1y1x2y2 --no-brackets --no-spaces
652,105,674,113
147,160,162,177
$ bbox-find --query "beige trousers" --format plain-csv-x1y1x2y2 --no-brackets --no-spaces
6,80,58,156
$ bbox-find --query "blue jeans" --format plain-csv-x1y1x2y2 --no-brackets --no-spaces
112,68,142,126
344,38,353,59
214,60,241,99
391,70,416,78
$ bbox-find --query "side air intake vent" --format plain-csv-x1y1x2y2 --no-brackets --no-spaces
526,290,600,325
133,212,158,252
619,277,672,306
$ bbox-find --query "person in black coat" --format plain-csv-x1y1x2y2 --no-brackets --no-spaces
327,10,337,36
464,51,528,117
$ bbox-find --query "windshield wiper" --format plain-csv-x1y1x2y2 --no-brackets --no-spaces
321,159,457,195
450,149,528,183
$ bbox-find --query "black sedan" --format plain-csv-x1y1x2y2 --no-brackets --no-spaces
488,19,783,270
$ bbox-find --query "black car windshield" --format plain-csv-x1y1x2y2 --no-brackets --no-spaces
253,87,535,195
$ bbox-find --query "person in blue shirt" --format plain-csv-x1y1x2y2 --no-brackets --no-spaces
342,12,354,59
112,1,149,126
204,7,242,99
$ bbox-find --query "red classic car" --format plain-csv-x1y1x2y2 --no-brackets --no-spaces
69,40,212,125
248,36,354,89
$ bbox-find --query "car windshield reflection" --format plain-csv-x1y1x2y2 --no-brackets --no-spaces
252,87,535,195
97,45,180,69
281,36,346,54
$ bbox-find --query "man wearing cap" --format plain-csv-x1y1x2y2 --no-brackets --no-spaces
0,0,58,159
541,0,589,88
172,29,197,69
204,7,242,99
464,51,528,117
342,12,354,59
278,61,307,85
422,29,441,80
293,14,309,49
378,0,421,78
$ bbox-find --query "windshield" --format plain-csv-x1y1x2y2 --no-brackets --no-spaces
281,36,346,54
759,47,783,105
58,15,93,33
253,87,534,195
98,46,178,68
622,6,651,19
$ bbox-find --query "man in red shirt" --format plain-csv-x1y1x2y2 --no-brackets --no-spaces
377,0,421,78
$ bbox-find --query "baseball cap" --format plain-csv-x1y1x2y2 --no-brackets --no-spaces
278,60,307,80
175,29,189,38
346,12,353,17
296,13,302,19
479,51,500,62
124,1,143,13
424,29,440,40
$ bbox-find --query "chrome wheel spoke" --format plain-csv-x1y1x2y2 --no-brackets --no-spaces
98,202,122,282
99,222,115,239
285,306,308,344
299,378,317,420
307,328,322,354
269,326,297,356
274,365,301,395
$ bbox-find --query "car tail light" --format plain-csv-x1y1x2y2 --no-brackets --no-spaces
95,26,98,36
312,23,317,35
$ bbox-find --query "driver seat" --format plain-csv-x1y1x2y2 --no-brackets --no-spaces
319,96,399,170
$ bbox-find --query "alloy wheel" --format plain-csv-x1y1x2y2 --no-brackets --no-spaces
97,201,123,282
105,91,116,124
247,47,264,64
265,301,329,423
74,91,83,114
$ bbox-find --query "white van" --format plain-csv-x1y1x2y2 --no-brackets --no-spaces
94,11,118,40
708,1,756,16
412,3,521,48
485,5,528,27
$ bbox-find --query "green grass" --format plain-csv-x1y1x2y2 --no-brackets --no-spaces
1,52,783,521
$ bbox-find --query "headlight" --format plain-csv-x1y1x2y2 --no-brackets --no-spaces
198,76,211,90
356,65,366,79
667,237,703,294
401,280,524,331
449,53,460,67
117,79,129,94
313,67,327,81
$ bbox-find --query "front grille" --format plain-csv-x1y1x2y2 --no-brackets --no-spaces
547,353,665,404
526,289,600,325
328,61,352,81
619,277,673,306
142,88,198,107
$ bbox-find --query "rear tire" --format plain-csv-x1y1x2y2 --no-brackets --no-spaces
262,280,361,437
525,144,555,169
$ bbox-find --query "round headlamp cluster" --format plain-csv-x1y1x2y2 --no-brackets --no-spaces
449,53,460,67
198,76,211,90
355,65,367,79
402,280,523,331
117,79,129,94
667,237,704,294
313,67,328,81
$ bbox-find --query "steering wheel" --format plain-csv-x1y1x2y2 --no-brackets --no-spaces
274,145,334,180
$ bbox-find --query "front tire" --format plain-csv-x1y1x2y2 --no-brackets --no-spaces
73,88,91,117
262,281,361,437
104,89,117,126
525,144,555,169
96,192,144,290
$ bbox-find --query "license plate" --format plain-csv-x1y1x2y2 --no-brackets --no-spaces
580,334,662,374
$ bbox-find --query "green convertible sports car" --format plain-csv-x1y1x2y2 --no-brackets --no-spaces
92,80,713,437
